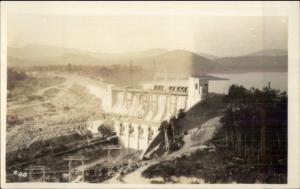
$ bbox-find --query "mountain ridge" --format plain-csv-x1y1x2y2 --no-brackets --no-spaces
7,45,287,73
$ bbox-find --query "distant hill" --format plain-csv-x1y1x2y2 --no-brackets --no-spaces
7,53,109,67
7,45,222,74
246,49,287,57
8,45,82,58
197,52,219,60
7,45,169,67
8,45,168,60
142,50,222,74
215,49,287,73
123,48,169,59
216,56,287,72
7,45,287,73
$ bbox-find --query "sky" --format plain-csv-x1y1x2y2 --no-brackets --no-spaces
5,2,288,57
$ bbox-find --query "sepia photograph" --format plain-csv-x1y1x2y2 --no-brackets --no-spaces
0,1,299,188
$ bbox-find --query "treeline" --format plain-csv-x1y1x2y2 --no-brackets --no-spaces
218,85,287,176
29,64,152,84
7,68,28,90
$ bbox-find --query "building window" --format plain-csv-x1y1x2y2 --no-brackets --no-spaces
203,83,208,95
138,126,144,138
195,83,198,90
129,125,134,135
154,85,164,91
148,128,154,141
120,123,125,136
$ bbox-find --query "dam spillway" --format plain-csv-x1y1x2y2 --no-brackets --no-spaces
94,75,213,151
108,88,188,121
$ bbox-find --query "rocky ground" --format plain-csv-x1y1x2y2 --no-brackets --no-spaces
104,116,224,184
7,72,106,152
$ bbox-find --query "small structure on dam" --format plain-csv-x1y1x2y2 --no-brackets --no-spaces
96,74,225,151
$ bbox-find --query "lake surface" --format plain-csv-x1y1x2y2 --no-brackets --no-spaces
209,72,287,94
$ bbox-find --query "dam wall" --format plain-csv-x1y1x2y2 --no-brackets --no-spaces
104,89,188,151
113,119,160,151
101,76,210,151
106,90,188,121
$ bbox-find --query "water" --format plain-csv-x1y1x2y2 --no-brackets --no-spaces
209,72,287,94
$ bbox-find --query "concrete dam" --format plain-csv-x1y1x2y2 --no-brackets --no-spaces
87,75,219,152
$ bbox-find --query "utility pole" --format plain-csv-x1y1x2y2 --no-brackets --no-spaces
268,82,271,89
103,145,123,176
64,156,87,182
25,166,49,182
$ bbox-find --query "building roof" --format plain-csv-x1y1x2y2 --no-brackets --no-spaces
190,74,228,80
143,79,189,87
141,74,227,87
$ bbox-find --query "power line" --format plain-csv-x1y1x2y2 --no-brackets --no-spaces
24,166,49,182
102,145,123,176
64,155,87,182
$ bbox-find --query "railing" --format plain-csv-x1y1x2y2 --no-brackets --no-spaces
112,88,188,96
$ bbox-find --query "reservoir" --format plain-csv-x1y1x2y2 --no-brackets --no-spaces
209,72,287,94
